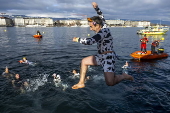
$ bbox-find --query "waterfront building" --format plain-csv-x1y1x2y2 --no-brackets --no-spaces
13,18,25,27
137,21,150,27
0,17,14,27
106,19,125,27
14,17,54,27
0,15,151,28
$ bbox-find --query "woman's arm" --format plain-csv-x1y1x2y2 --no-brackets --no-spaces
92,2,106,27
73,33,101,45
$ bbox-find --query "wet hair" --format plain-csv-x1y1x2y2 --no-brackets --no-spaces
90,16,103,26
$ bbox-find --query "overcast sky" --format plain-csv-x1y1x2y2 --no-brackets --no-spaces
0,0,169,21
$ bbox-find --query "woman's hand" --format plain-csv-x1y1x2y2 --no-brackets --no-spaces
92,2,98,8
73,37,79,42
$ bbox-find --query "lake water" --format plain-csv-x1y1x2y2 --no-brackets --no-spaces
0,26,170,113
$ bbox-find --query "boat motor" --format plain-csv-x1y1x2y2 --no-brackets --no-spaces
158,48,164,53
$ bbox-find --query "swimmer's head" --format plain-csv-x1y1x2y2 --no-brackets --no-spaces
52,73,57,77
23,57,27,60
72,69,77,74
15,74,20,79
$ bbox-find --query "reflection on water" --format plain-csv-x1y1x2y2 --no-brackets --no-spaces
129,59,161,73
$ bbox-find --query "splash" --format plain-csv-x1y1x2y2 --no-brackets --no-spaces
26,74,49,92
53,80,68,91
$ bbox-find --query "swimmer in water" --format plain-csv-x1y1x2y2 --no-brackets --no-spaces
11,74,29,93
19,57,29,64
19,57,35,65
1,66,14,79
52,73,66,89
52,73,61,83
72,69,90,81
122,61,130,74
72,69,80,78
122,61,129,69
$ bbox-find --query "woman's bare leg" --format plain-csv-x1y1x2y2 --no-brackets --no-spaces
104,72,134,86
72,55,97,89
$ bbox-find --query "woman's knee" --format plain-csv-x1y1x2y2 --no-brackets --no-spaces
81,58,86,65
104,72,116,86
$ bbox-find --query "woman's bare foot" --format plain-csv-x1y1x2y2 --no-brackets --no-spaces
72,83,85,89
123,73,134,81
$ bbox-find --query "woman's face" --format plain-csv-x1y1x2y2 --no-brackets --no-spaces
89,22,95,31
89,22,101,32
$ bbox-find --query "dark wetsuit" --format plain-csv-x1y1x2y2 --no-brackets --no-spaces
2,72,14,79
78,6,116,72
13,78,24,88
151,41,159,54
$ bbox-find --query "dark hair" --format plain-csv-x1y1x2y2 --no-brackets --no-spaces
90,16,103,26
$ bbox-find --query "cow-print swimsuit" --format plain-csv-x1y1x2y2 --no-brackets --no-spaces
78,6,116,72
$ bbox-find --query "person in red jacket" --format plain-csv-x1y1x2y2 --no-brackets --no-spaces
140,34,148,53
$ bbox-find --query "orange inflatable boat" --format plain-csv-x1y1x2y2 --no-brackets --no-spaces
33,35,42,38
130,50,168,60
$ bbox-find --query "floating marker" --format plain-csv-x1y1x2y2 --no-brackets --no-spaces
161,37,164,40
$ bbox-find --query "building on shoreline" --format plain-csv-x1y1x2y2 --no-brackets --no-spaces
0,17,14,27
54,19,151,27
0,16,54,27
0,16,153,27
14,17,53,27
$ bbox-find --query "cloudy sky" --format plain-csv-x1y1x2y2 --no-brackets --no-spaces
0,0,170,21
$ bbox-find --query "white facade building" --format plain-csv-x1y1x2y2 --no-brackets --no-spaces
14,17,54,27
137,21,150,27
0,17,14,26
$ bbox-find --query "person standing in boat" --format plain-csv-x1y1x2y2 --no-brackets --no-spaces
37,30,41,35
71,2,133,89
140,34,148,53
151,40,160,54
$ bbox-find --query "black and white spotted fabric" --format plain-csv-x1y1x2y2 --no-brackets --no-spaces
78,6,116,72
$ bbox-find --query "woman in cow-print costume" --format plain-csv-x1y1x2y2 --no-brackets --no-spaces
72,2,133,89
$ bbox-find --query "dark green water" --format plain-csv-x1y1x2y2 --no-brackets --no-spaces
0,27,170,113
